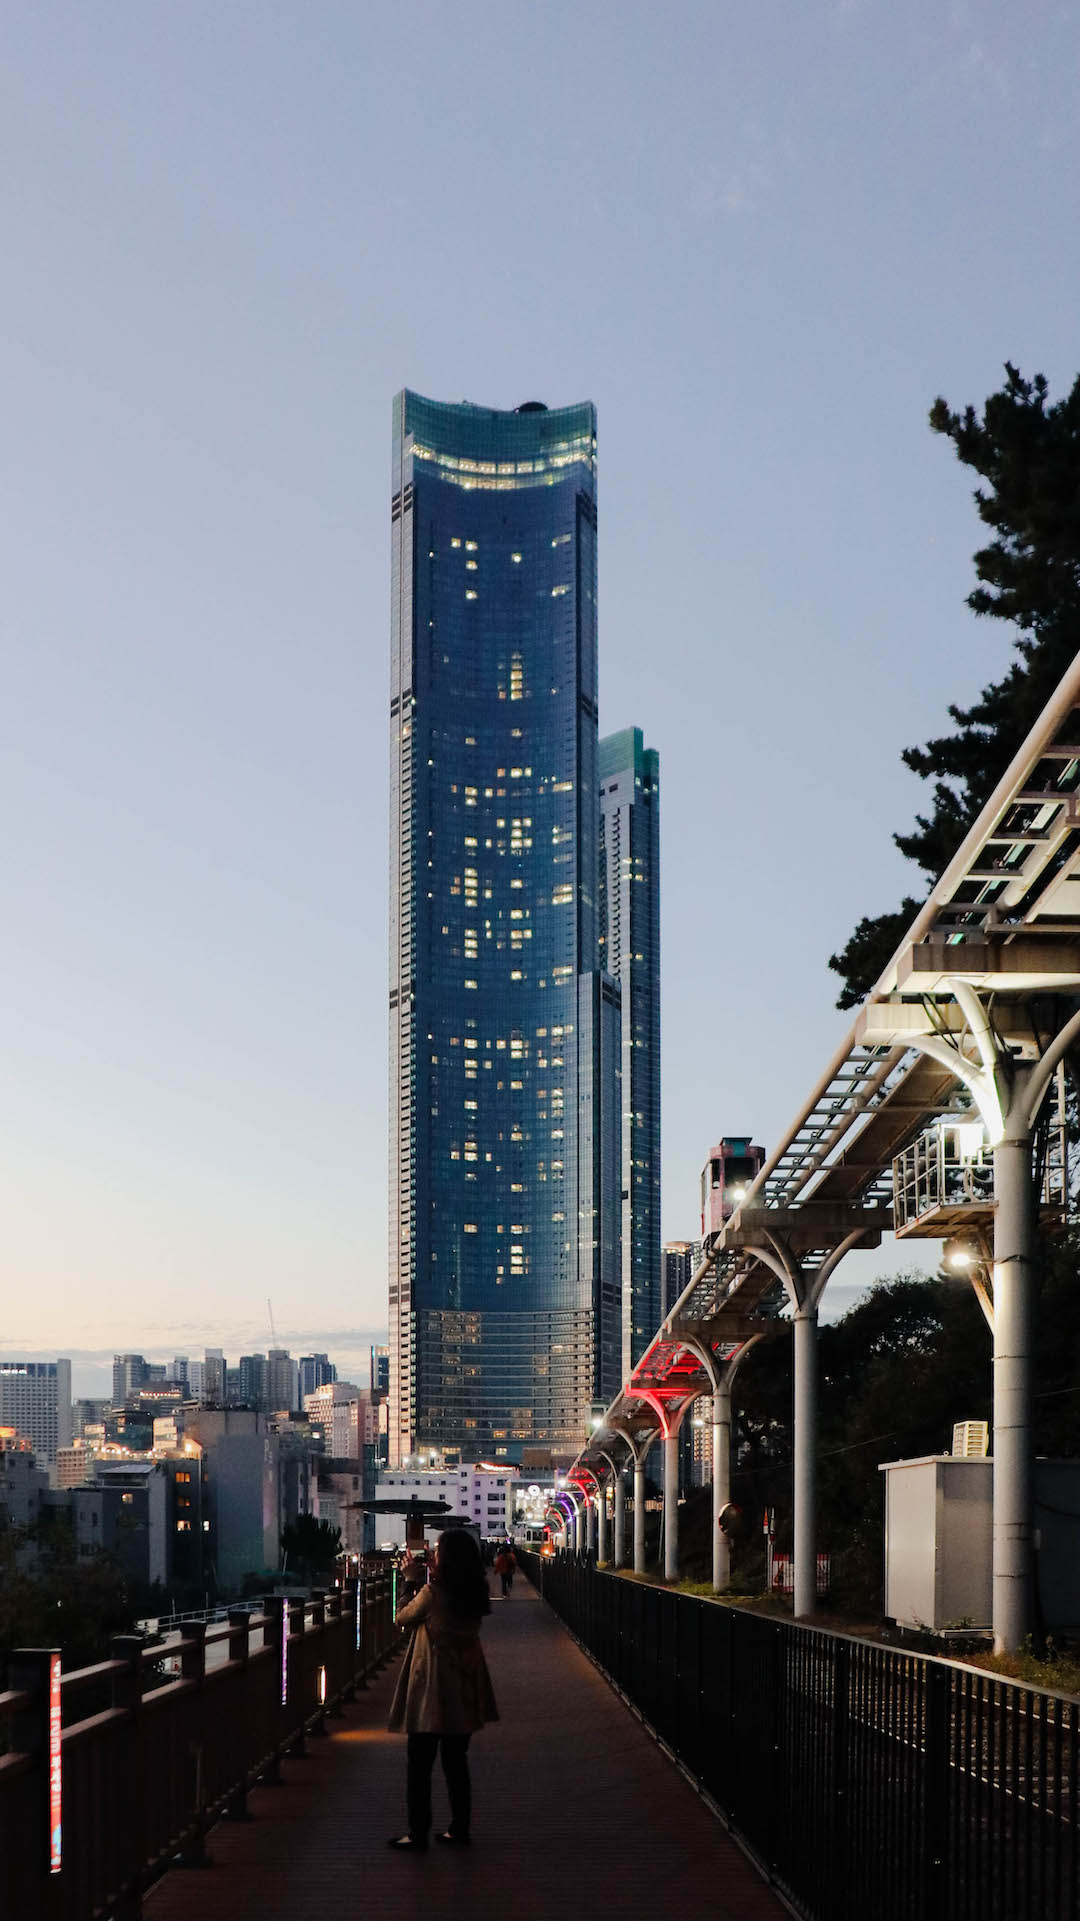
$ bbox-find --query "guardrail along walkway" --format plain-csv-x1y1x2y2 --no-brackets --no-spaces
147,1580,783,1919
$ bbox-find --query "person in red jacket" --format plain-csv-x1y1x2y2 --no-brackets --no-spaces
493,1543,516,1598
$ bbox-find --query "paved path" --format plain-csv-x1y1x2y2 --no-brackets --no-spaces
147,1581,785,1920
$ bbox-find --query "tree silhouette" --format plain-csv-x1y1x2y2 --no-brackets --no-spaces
830,364,1080,1007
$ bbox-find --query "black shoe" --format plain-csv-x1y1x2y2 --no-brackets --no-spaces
435,1830,470,1846
387,1834,428,1851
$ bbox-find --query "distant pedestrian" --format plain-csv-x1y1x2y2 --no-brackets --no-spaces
493,1544,516,1598
387,1528,498,1851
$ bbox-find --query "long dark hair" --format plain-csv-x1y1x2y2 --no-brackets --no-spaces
434,1528,491,1618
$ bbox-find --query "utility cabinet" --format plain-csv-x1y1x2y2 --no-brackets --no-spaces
880,1455,1080,1634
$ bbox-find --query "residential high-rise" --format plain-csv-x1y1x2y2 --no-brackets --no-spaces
299,1353,336,1400
662,1241,700,1323
112,1354,148,1404
599,728,661,1374
267,1349,298,1414
389,390,621,1467
238,1353,269,1410
0,1360,73,1472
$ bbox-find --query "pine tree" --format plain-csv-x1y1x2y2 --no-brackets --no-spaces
830,365,1080,1008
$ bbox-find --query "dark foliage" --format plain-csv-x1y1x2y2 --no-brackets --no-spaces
830,364,1080,1007
698,1252,1080,1613
279,1513,341,1582
0,1515,136,1670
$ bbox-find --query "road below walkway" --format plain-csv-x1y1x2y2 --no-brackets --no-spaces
147,1578,785,1919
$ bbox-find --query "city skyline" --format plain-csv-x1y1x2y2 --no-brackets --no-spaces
5,7,1079,1361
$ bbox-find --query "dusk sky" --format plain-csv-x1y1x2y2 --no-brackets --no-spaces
4,4,1079,1395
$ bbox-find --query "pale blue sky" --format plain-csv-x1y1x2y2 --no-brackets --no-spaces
3,3,1078,1393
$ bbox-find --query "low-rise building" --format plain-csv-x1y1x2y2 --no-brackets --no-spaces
304,1383,379,1458
0,1439,50,1529
72,1464,170,1587
375,1465,518,1546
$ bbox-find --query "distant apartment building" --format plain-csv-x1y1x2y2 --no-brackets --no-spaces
112,1354,149,1403
314,1458,373,1557
599,728,661,1375
238,1353,269,1410
0,1437,50,1527
0,1360,72,1473
73,1397,110,1438
72,1466,170,1587
304,1383,378,1458
376,1465,517,1545
662,1241,700,1323
299,1354,336,1400
180,1406,282,1595
267,1349,298,1414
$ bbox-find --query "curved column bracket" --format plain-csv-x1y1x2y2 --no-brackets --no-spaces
677,1335,721,1393
608,1420,657,1467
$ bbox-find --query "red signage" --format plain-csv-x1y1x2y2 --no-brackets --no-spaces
49,1651,62,1873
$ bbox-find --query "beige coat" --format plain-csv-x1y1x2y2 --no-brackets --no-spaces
388,1584,499,1734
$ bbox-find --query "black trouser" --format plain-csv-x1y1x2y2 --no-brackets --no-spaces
406,1732,472,1841
500,1571,512,1596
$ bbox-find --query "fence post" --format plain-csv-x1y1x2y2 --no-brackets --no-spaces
286,1601,307,1756
7,1648,62,1920
263,1597,287,1783
348,1579,367,1690
830,1638,850,1920
922,1660,950,1920
309,1592,329,1736
177,1623,210,1869
225,1612,254,1819
107,1634,150,1907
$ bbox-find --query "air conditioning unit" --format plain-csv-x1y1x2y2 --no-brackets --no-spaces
952,1420,989,1458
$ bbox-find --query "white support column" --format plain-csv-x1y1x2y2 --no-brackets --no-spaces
613,1468,626,1567
572,1502,582,1554
792,1306,817,1618
597,1483,608,1563
586,1494,597,1556
712,1384,732,1592
993,1114,1036,1654
663,1430,679,1581
633,1459,646,1573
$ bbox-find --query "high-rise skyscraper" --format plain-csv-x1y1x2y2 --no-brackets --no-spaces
389,390,622,1467
112,1353,148,1404
299,1353,336,1400
0,1360,73,1471
662,1240,700,1325
599,728,661,1373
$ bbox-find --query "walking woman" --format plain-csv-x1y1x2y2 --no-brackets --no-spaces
387,1528,498,1851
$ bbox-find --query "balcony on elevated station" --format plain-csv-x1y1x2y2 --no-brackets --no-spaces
892,1116,1067,1240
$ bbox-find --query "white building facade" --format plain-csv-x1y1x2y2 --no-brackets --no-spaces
375,1465,517,1546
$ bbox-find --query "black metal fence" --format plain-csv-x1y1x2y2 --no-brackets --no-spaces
521,1551,1079,1921
0,1575,396,1920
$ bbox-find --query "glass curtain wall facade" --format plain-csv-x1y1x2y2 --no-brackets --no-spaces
599,729,661,1373
389,391,621,1467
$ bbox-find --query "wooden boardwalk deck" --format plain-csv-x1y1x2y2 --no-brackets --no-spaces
146,1580,785,1920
